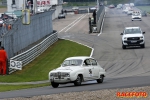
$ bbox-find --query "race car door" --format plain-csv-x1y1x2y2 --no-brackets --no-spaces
90,58,99,79
83,59,94,81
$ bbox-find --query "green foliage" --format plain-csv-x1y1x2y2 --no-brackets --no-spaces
0,83,49,92
137,6,150,13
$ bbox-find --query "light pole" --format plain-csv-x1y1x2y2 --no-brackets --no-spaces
33,0,37,14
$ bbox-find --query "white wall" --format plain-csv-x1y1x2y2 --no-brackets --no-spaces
7,0,24,12
52,5,62,20
7,0,13,12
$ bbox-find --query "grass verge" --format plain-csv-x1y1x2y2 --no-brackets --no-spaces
136,6,150,13
0,6,6,8
0,83,49,92
0,39,91,82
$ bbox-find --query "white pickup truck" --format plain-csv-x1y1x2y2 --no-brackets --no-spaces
132,11,142,21
121,27,145,49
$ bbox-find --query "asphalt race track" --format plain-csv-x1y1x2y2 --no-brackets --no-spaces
1,7,150,99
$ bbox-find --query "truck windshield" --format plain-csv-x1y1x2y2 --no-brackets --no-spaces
125,28,141,34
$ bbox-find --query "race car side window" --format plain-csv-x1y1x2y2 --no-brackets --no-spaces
91,59,97,66
84,59,91,66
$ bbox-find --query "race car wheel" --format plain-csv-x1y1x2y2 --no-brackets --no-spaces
97,75,104,83
51,82,59,88
74,75,82,86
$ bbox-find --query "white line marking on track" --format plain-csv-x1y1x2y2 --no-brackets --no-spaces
59,14,85,33
98,12,106,36
65,14,87,32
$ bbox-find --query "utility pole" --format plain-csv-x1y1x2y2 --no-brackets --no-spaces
33,0,37,14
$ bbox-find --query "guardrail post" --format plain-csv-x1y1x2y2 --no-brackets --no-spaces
6,59,9,75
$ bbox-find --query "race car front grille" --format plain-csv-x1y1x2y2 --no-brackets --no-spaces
53,72,67,78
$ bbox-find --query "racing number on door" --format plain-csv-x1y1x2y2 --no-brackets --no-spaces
89,69,92,76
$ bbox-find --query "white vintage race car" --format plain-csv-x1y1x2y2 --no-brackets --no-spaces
48,56,106,88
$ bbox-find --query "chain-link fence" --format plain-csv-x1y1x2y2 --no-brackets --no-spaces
1,10,54,59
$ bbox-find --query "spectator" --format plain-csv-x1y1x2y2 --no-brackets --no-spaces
0,61,2,75
64,10,67,15
8,24,12,30
0,46,8,75
2,23,6,34
61,9,64,14
92,10,96,24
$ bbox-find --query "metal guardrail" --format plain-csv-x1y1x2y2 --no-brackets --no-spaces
9,32,58,74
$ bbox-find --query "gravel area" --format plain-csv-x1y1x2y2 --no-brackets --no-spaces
3,86,150,100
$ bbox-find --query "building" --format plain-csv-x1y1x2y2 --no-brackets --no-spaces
7,0,63,12
7,0,24,12
6,0,63,20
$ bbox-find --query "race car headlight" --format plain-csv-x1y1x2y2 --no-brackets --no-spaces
50,73,53,76
65,73,70,77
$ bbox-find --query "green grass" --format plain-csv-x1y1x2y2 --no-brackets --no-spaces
0,83,49,92
136,6,150,13
0,6,6,8
0,39,91,83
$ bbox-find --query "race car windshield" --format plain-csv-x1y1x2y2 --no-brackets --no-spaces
62,59,82,67
125,28,141,34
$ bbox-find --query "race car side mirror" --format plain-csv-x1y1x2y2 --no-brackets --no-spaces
120,33,123,35
143,32,145,34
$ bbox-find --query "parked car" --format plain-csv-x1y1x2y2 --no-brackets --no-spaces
109,4,115,8
48,56,106,88
89,7,97,13
72,6,79,11
58,13,65,19
120,27,145,49
117,4,123,9
127,9,133,15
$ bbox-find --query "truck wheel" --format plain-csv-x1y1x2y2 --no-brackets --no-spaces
51,82,59,88
141,44,145,48
97,75,104,83
122,45,126,49
74,75,82,86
